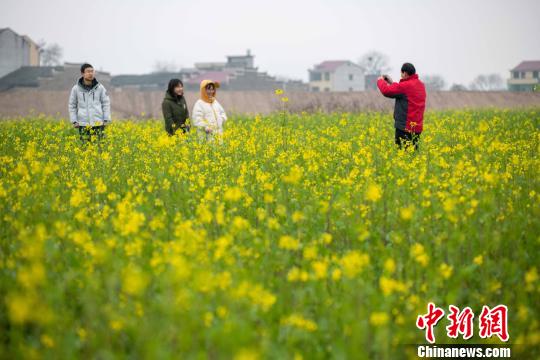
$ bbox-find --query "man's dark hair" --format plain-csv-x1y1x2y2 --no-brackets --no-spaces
401,63,416,76
167,78,184,96
80,63,93,73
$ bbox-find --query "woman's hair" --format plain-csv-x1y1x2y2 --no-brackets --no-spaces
167,78,184,96
205,83,215,90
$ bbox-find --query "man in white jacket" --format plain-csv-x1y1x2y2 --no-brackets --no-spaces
68,63,111,143
192,80,227,142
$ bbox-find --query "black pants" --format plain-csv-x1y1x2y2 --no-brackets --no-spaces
79,125,105,143
395,128,421,150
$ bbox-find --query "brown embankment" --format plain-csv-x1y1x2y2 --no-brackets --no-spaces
0,89,538,119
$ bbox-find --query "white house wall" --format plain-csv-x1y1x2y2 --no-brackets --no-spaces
0,30,32,78
332,63,365,92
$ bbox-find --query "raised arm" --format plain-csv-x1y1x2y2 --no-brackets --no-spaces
377,78,405,98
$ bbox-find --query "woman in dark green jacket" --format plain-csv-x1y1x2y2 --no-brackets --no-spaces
162,79,190,135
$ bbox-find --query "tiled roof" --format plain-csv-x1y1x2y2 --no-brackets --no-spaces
0,66,63,91
111,72,182,87
314,60,350,72
512,61,540,72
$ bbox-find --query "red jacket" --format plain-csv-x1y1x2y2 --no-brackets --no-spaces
377,74,426,133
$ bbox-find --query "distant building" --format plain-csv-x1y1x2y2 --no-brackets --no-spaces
194,50,254,72
193,62,227,72
187,49,280,91
111,50,302,92
0,47,308,92
508,61,540,92
0,28,40,78
226,50,254,69
0,63,111,91
183,70,236,90
111,72,183,91
308,60,365,92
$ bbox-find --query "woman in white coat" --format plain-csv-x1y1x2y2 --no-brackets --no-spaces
192,80,228,142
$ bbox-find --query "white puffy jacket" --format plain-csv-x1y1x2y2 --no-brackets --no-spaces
68,78,111,126
191,99,227,135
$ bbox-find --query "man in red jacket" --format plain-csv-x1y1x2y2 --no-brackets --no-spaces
377,63,426,150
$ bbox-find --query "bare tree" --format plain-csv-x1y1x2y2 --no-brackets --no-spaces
469,74,505,91
358,51,391,75
423,75,447,91
152,60,179,73
450,83,468,91
38,41,63,66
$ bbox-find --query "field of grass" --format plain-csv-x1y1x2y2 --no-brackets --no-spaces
0,109,539,359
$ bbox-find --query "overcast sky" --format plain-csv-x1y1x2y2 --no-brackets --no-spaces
2,0,539,86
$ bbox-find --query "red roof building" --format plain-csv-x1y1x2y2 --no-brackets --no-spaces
308,60,365,92
508,61,540,92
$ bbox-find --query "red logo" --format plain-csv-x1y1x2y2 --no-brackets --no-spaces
479,305,509,342
416,303,509,343
416,302,445,344
446,305,474,340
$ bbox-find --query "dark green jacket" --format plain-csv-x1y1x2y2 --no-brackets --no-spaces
162,92,189,135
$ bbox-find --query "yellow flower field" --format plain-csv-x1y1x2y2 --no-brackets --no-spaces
0,109,539,359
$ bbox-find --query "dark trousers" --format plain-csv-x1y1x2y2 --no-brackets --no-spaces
79,125,105,143
395,128,421,150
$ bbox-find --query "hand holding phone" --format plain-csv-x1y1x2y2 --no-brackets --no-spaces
383,75,393,84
